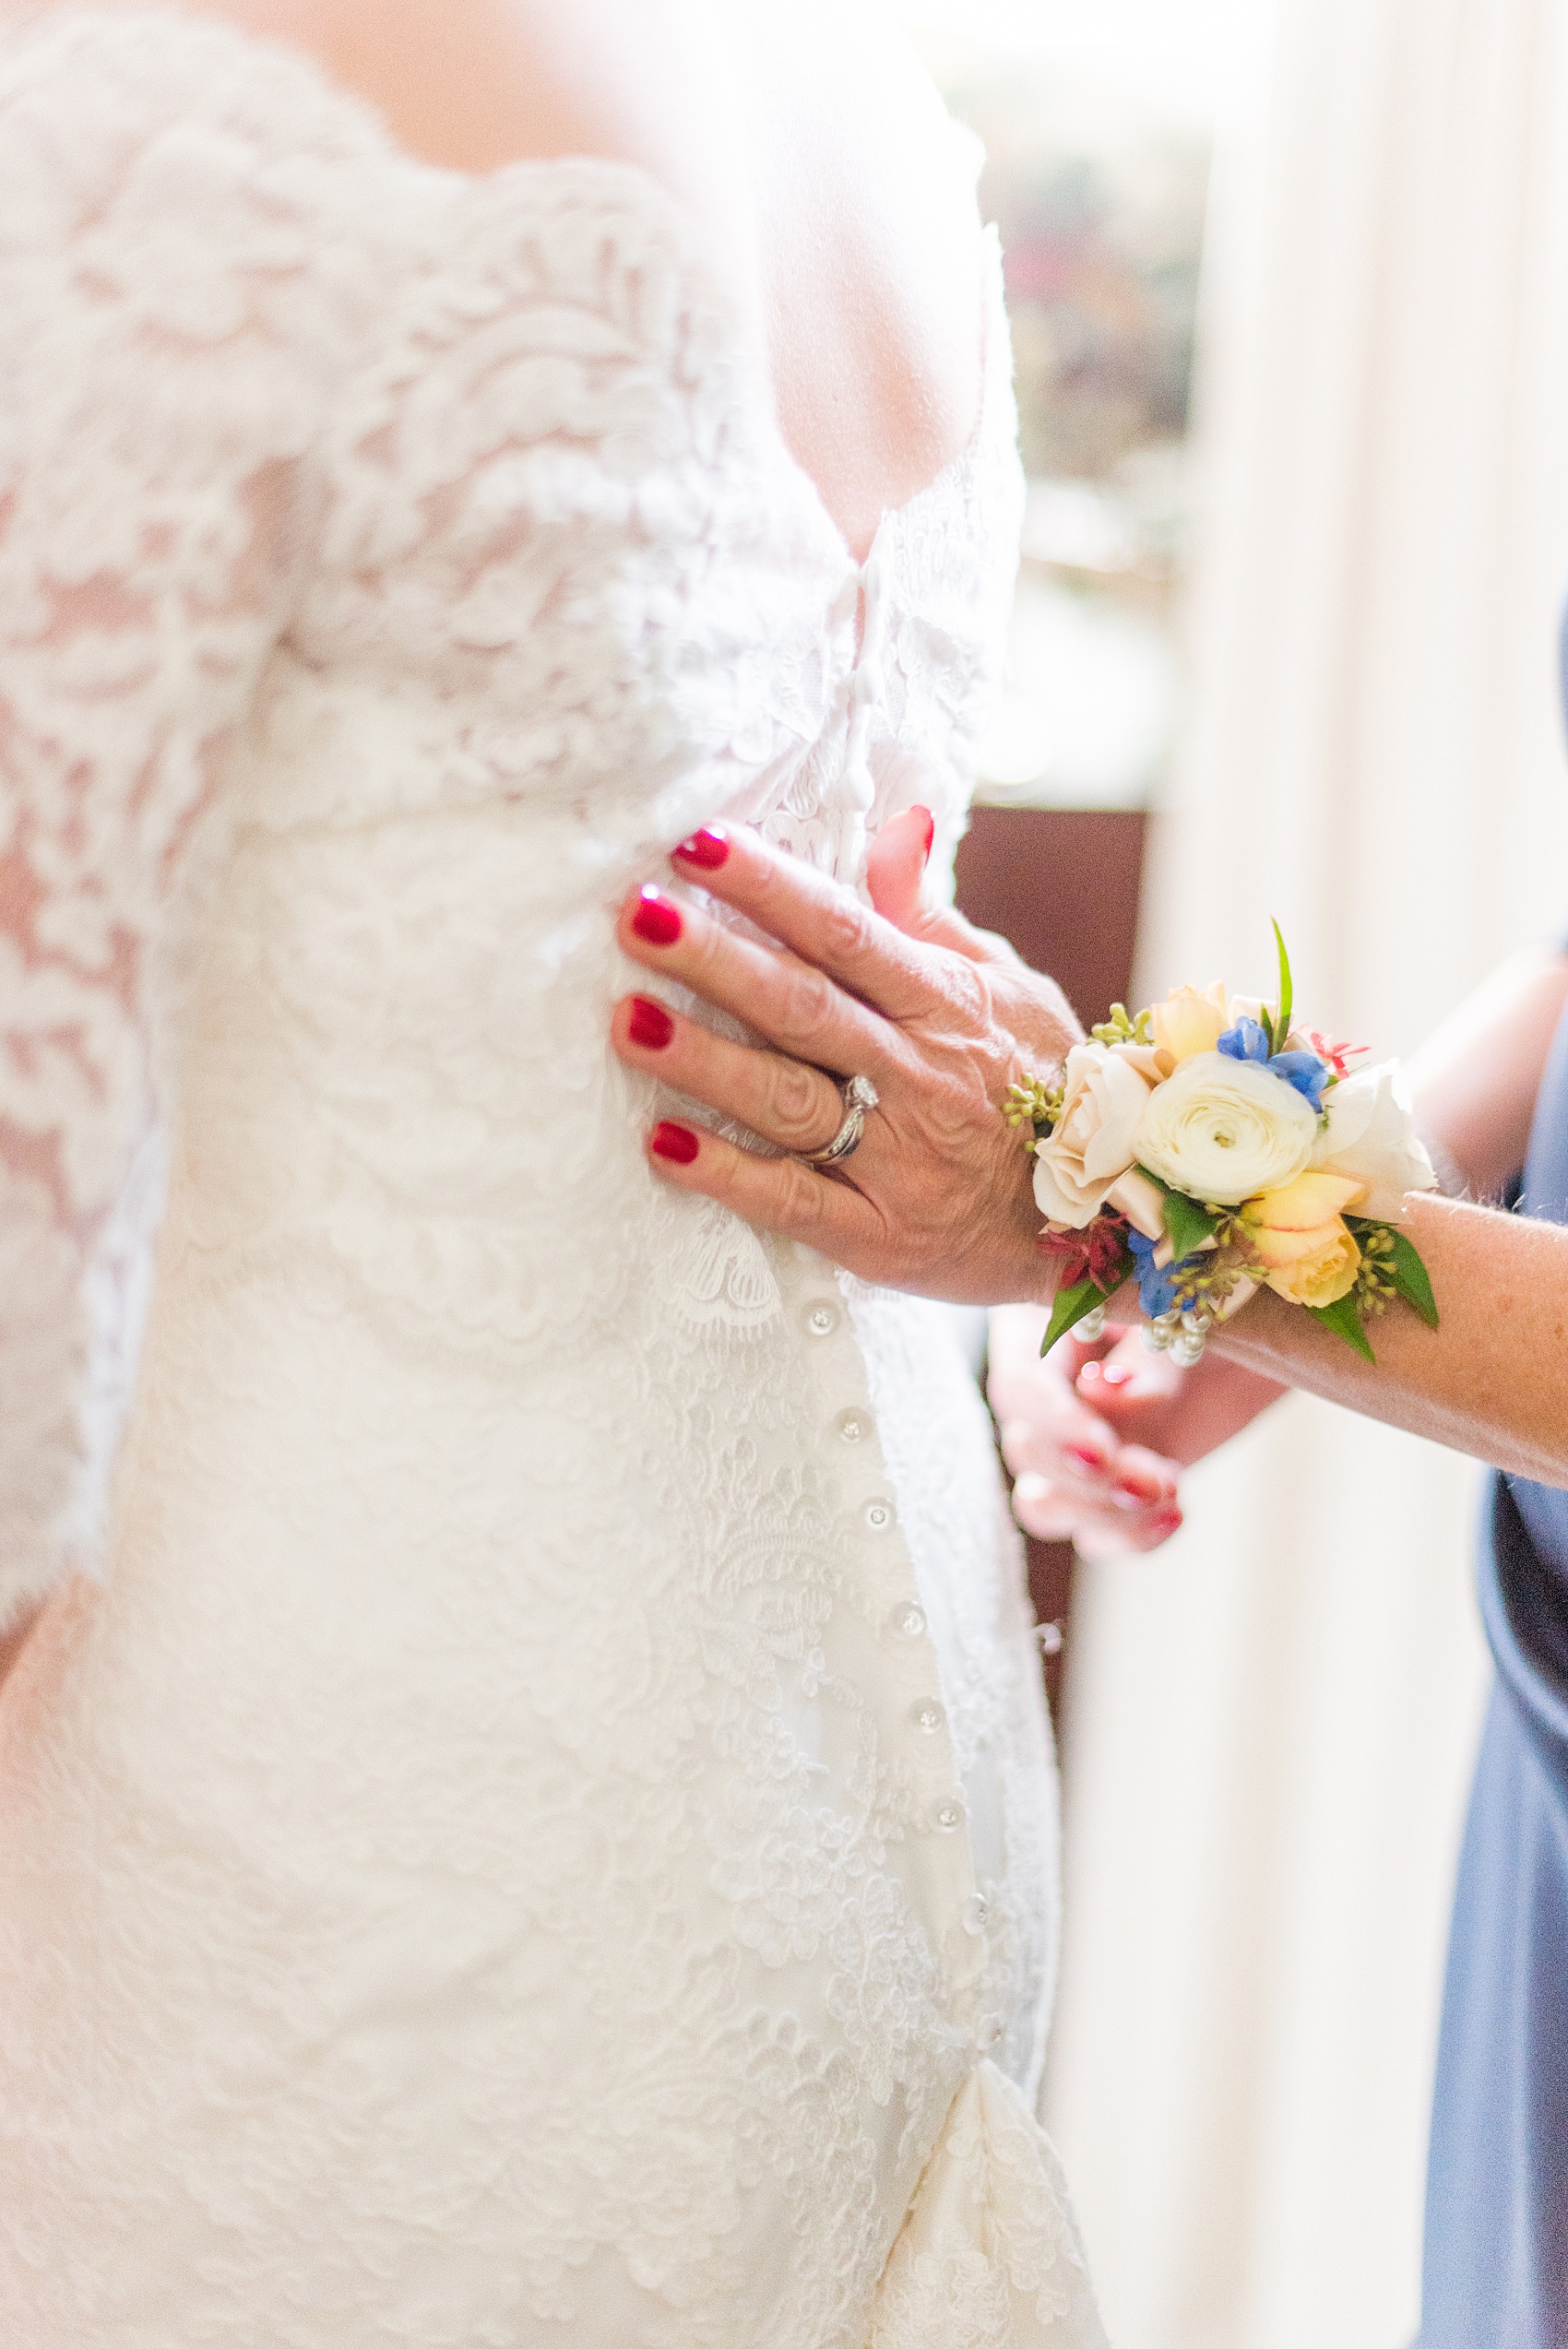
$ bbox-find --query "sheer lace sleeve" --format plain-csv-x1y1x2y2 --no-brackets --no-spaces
0,15,374,1628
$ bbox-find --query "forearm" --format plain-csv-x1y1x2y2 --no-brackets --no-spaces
1208,1191,1568,1484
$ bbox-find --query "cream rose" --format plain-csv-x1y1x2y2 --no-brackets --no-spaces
1032,1043,1155,1228
1309,1061,1438,1222
1132,1050,1319,1205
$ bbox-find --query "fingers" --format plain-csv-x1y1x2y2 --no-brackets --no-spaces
642,1113,888,1259
989,1305,1183,1554
611,992,846,1155
863,805,934,931
1075,1335,1288,1467
987,1305,1115,1459
1076,1343,1186,1423
617,883,899,1085
1074,1492,1186,1560
999,1396,1179,1515
994,1384,1116,1484
662,824,951,1020
889,899,1022,971
862,812,1022,972
1011,1442,1183,1557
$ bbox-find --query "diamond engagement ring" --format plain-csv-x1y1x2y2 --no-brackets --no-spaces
801,1074,879,1168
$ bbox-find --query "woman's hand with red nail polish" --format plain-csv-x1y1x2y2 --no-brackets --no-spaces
610,822,1082,1305
989,1301,1185,1559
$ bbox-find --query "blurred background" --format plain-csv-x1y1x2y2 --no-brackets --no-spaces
894,1,1568,2343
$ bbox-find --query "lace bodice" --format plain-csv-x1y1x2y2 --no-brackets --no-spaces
0,14,1102,2346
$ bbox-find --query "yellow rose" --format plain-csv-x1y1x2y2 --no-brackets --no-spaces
1261,1225,1361,1307
1241,1169,1366,1307
1150,981,1229,1063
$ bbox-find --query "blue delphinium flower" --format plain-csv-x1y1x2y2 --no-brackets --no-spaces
1128,1229,1184,1318
1217,1016,1271,1064
1217,1020,1330,1112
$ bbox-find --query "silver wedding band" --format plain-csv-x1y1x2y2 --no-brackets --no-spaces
800,1074,879,1169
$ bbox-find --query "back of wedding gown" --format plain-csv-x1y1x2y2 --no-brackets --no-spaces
0,14,1104,2345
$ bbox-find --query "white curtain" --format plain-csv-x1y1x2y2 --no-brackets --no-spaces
1043,5,1568,2344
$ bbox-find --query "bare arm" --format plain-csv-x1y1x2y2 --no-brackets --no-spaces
1404,943,1568,1197
1206,1190,1568,1483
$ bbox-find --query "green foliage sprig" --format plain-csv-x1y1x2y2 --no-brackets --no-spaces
1004,1074,1064,1149
1089,1003,1153,1046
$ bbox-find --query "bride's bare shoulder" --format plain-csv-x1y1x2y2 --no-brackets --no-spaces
0,0,738,194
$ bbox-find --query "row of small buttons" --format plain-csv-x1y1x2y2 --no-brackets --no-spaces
801,1279,988,2005
826,1392,900,1542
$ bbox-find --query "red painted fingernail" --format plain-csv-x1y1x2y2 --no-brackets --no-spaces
650,1121,700,1165
1117,1476,1155,1501
632,887,683,947
1065,1445,1105,1475
671,826,730,871
1151,1509,1182,1536
913,804,934,864
627,995,674,1050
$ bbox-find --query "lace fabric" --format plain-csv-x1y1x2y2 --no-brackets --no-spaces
0,13,1103,2344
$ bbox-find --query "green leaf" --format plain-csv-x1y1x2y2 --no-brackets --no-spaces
1039,1237,1136,1355
1386,1228,1440,1327
1270,919,1294,1056
1040,1277,1106,1355
1161,1187,1223,1260
1307,1291,1377,1360
1130,1163,1222,1262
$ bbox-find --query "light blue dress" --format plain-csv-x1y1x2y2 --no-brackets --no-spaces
1417,622,1568,2346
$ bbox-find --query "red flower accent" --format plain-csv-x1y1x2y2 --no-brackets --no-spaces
1038,1212,1131,1292
1300,1026,1369,1081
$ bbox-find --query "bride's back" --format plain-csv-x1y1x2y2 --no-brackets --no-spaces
0,9,1075,2342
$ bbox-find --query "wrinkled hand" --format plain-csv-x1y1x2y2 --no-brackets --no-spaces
989,1304,1183,1557
610,813,1083,1305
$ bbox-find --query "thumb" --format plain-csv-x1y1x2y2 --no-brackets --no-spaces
864,804,933,929
866,806,1016,967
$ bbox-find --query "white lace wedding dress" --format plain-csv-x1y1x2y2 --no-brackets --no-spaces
0,14,1105,2345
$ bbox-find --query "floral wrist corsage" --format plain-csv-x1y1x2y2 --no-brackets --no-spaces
1008,928,1441,1363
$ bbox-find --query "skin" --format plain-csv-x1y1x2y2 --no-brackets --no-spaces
0,0,989,1683
612,818,1081,1304
2,0,984,569
612,823,1568,1509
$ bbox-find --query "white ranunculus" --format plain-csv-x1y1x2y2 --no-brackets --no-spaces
1032,1043,1155,1228
1309,1060,1437,1222
1132,1050,1318,1206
